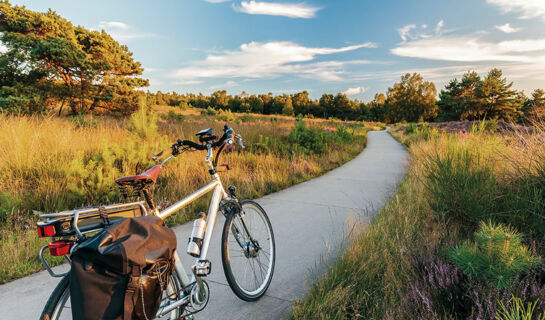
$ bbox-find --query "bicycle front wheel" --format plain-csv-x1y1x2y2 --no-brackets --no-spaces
221,200,275,301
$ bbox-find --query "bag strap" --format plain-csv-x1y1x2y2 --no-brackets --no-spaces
124,265,140,320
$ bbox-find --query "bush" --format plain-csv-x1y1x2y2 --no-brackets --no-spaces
216,109,236,122
200,107,217,116
288,121,326,154
424,143,497,232
449,222,541,289
167,110,186,121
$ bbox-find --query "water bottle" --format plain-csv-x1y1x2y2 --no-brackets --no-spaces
187,212,207,257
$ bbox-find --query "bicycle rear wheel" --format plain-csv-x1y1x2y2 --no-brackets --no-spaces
40,271,183,319
221,200,275,301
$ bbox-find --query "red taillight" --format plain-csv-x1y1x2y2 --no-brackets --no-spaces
37,225,56,237
48,240,72,256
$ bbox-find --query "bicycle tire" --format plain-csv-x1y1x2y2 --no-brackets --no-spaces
39,271,183,319
40,274,70,320
221,200,276,301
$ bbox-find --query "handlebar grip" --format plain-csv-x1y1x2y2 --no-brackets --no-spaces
181,140,207,150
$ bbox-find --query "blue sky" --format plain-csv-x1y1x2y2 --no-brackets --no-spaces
10,0,545,100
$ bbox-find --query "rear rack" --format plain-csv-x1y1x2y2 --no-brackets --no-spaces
37,201,149,277
38,201,149,238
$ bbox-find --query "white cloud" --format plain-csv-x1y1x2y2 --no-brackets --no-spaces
95,21,156,42
398,20,444,42
487,0,545,22
392,36,545,62
495,23,520,33
172,41,377,82
343,86,367,96
174,79,203,85
233,1,321,18
390,21,545,93
398,24,417,41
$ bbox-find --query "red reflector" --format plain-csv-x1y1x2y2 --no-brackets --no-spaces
37,225,56,237
48,240,72,256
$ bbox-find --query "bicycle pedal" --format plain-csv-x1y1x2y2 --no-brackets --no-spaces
193,260,211,276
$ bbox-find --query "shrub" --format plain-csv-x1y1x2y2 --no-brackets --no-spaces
241,113,254,123
333,125,352,142
216,109,236,122
200,107,217,116
449,222,541,289
166,110,186,121
424,143,497,231
288,121,326,154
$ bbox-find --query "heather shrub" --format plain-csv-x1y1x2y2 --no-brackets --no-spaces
449,222,542,289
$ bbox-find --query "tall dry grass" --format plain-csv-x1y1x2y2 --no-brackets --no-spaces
0,108,372,283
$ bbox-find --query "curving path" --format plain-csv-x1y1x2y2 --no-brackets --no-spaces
0,129,408,319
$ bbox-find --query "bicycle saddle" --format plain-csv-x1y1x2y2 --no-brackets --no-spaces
115,165,163,185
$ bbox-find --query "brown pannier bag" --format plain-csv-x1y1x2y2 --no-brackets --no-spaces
70,216,177,320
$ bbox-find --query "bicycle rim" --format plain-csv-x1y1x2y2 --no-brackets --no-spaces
224,201,275,297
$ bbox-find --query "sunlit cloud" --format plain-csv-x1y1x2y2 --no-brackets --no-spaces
233,1,321,18
172,41,377,82
495,23,520,33
398,20,444,42
343,86,367,96
487,0,545,22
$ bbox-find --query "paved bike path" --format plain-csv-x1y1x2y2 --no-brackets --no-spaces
0,129,408,319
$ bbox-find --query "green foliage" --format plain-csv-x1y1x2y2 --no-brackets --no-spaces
287,121,327,154
0,193,20,224
384,73,438,123
166,110,186,121
438,69,524,121
200,107,217,116
240,113,254,123
496,296,545,320
0,1,147,115
449,222,541,289
424,141,497,230
216,109,236,122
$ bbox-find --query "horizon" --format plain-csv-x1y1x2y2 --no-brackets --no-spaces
9,0,545,101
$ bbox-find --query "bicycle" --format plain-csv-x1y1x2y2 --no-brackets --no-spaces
37,125,276,319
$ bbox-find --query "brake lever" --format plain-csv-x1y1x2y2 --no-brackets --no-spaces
235,134,245,149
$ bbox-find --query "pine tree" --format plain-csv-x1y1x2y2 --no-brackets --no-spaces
0,1,148,114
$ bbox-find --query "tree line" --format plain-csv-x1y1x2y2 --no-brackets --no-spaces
1,1,543,122
147,69,544,123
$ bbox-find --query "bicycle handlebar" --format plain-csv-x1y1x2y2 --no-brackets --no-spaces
153,124,243,163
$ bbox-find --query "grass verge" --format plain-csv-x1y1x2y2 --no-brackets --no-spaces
291,121,545,319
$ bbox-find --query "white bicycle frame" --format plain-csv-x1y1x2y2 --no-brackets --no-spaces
154,146,230,317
